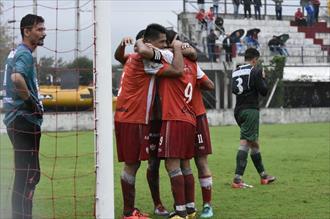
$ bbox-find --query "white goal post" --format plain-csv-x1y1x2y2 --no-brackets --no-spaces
94,1,114,218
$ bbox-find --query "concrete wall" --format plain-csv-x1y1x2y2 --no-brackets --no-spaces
206,107,330,126
0,108,329,133
0,112,94,133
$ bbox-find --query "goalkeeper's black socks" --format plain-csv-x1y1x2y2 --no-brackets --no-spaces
250,152,265,175
235,149,249,176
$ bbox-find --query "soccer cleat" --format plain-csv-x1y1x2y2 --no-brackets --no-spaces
123,209,150,219
200,203,213,218
154,204,169,216
260,175,276,185
231,181,253,189
168,212,187,219
187,211,197,219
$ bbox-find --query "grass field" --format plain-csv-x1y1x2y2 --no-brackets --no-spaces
1,122,329,219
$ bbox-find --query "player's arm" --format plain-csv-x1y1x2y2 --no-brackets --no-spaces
254,68,268,96
198,75,215,90
114,37,133,65
181,43,198,61
135,38,159,61
158,40,184,77
196,64,214,90
11,73,30,100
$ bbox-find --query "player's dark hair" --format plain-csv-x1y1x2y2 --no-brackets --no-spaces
20,14,44,39
144,23,167,41
244,48,260,61
166,29,178,45
135,29,145,40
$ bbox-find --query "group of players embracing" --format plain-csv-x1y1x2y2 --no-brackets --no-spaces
114,23,215,219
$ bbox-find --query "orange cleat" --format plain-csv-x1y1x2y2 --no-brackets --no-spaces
260,175,276,185
123,209,150,219
231,181,253,189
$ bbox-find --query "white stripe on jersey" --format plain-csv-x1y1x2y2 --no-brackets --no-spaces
232,68,252,78
159,49,173,63
196,64,205,79
143,59,164,75
145,75,156,124
154,50,162,61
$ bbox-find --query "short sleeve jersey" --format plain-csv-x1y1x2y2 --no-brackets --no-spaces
114,53,168,124
191,65,209,116
158,57,198,126
2,44,43,126
231,63,268,112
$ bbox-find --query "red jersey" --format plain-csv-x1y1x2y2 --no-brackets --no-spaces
114,53,168,124
158,58,198,126
191,66,209,116
191,86,206,116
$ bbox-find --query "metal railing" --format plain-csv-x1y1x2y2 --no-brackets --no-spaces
183,0,329,18
203,43,329,65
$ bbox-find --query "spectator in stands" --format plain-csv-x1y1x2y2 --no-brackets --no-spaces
213,0,220,16
232,31,245,55
305,1,315,26
311,0,320,22
244,32,260,49
215,16,225,34
241,0,252,19
207,7,216,33
273,0,283,20
253,0,262,20
207,29,219,62
223,33,233,62
196,8,208,31
268,36,288,56
198,0,205,10
233,0,240,18
295,8,307,26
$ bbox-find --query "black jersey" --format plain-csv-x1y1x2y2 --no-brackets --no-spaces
231,64,268,113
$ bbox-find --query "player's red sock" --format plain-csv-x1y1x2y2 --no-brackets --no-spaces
199,175,212,204
183,173,195,207
170,174,186,209
146,168,162,206
121,178,135,214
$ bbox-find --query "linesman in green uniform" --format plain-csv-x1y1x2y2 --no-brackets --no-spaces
231,48,276,188
2,14,46,219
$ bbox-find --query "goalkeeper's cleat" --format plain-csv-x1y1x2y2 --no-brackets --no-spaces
231,180,253,189
260,175,276,185
168,211,187,219
200,203,213,218
123,209,150,219
154,204,169,216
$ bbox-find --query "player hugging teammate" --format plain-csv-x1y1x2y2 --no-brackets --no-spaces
114,23,214,219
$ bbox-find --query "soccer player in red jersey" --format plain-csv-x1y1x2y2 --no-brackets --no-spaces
190,65,215,218
114,24,184,219
138,30,202,219
139,30,200,217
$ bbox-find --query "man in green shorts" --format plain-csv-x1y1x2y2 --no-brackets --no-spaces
231,48,276,188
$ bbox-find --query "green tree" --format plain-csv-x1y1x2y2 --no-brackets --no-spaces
0,2,12,70
263,56,286,107
37,56,66,85
66,56,93,85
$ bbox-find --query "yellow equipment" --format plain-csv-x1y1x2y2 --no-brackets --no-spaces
39,85,93,109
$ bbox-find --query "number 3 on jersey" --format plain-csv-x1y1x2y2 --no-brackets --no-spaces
184,82,193,103
235,77,244,94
